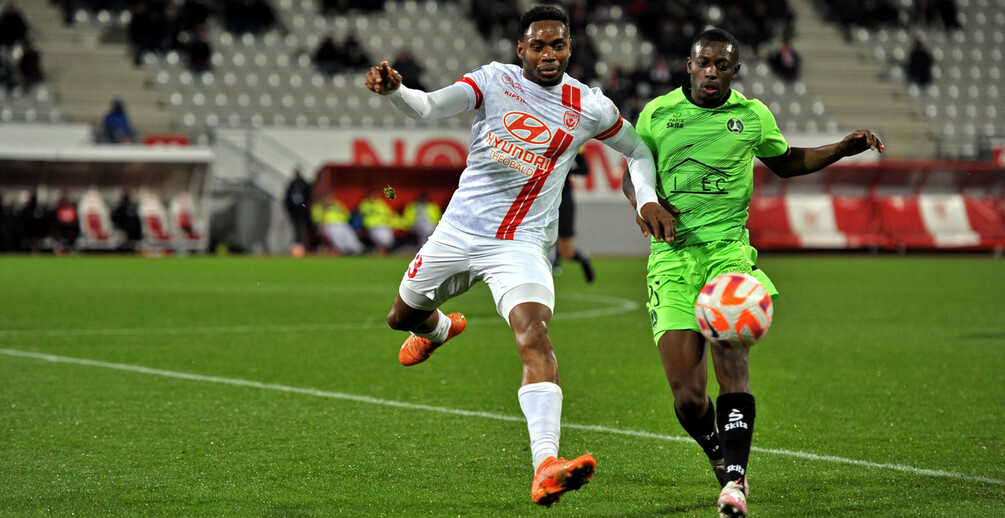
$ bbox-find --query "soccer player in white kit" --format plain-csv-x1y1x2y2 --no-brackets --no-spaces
365,5,675,507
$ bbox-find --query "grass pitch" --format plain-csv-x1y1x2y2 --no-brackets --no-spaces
1,254,1003,517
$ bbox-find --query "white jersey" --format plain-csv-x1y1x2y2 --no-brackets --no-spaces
445,62,625,246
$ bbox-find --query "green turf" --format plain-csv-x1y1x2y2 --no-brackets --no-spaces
1,254,1002,517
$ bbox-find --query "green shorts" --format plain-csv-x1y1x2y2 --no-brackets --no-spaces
645,239,778,344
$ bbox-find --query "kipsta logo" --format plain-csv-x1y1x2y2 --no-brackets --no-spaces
503,112,552,144
501,73,524,92
726,118,744,134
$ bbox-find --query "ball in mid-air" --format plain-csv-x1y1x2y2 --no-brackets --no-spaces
695,272,773,349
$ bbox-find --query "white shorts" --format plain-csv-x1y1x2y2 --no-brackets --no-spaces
398,220,555,324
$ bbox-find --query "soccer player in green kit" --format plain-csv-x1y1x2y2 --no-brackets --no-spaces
623,29,884,517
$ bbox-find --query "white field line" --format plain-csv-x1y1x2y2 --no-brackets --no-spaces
0,292,641,338
2,347,1002,487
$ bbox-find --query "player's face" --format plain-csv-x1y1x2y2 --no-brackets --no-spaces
517,20,571,87
686,40,740,107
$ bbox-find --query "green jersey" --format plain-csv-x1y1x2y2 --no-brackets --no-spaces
636,86,788,251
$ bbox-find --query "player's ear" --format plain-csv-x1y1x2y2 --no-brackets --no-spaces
734,62,741,76
516,38,525,59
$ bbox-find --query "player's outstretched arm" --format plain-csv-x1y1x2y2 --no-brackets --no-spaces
607,123,677,243
622,170,681,242
365,60,472,122
761,129,885,178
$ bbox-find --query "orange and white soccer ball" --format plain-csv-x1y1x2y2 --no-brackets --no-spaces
695,272,773,349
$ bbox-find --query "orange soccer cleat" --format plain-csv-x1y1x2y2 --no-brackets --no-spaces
530,454,597,507
398,312,466,366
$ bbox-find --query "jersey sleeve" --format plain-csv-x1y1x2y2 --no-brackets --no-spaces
752,100,788,158
634,100,657,155
454,64,493,110
591,90,625,141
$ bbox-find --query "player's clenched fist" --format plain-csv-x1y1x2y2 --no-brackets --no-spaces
365,61,402,95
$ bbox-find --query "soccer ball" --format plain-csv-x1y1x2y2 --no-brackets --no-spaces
695,272,773,349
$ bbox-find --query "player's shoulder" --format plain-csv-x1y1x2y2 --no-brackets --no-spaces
640,87,686,118
469,61,519,77
728,89,771,115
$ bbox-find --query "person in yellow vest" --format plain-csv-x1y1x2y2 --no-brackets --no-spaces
312,195,364,255
399,192,442,247
359,190,397,254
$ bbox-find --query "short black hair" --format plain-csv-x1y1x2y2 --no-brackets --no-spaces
518,5,570,39
692,28,741,58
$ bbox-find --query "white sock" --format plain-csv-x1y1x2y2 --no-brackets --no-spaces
518,381,563,472
412,309,450,342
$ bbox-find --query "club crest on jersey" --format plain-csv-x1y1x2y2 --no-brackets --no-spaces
503,111,552,144
727,118,744,134
563,110,580,131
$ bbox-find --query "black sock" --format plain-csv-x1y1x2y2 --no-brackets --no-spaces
675,395,722,461
716,392,756,484
572,250,594,283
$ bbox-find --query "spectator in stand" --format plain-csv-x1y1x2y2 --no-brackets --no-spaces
647,56,674,91
768,38,801,81
392,49,424,90
399,192,441,248
915,0,961,30
103,97,137,143
161,3,184,52
17,38,43,91
819,0,899,40
907,38,934,86
471,0,520,40
342,32,369,70
187,24,212,72
178,0,211,33
566,27,598,84
248,0,277,35
358,190,396,255
313,35,344,76
322,0,382,14
0,1,29,50
284,167,313,251
0,53,16,95
111,191,142,250
128,2,164,66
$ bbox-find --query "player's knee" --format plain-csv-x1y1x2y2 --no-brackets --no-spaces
670,385,708,415
386,309,411,331
514,318,548,344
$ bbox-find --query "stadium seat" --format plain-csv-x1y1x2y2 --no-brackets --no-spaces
138,191,172,249
169,192,207,252
77,189,123,250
